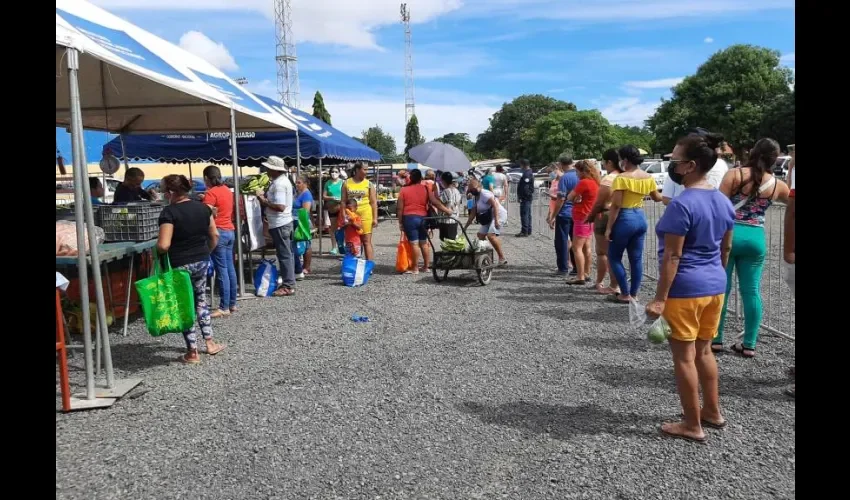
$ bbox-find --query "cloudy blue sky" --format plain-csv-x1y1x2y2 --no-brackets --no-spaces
58,0,795,157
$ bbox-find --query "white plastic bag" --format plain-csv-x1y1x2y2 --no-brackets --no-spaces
628,298,647,332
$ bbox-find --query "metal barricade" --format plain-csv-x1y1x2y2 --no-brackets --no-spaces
505,185,794,340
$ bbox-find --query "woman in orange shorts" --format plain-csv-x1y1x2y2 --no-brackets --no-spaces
645,133,736,444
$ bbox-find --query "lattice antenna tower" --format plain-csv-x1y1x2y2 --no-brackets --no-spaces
275,0,300,108
401,3,415,124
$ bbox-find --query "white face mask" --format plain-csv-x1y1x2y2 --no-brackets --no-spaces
330,172,339,179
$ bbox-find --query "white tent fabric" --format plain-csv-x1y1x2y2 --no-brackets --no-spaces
55,0,297,133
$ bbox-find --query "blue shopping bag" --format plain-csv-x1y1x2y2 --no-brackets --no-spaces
295,240,309,257
253,259,278,297
341,254,375,287
334,228,345,254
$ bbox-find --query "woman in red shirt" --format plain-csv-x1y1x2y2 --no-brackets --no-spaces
202,166,238,318
566,160,601,285
397,169,450,275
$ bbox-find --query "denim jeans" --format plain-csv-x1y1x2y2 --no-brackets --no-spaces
210,229,238,311
607,208,647,297
519,199,532,234
270,222,296,288
554,215,574,273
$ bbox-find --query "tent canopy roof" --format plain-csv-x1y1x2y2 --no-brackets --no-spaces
55,0,297,134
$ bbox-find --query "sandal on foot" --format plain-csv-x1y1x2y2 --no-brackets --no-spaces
711,343,724,354
273,287,295,297
498,260,508,267
731,343,755,358
179,352,200,365
210,309,231,319
566,278,587,285
206,343,226,356
607,294,631,304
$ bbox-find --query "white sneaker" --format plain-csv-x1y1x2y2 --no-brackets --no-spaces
295,272,305,281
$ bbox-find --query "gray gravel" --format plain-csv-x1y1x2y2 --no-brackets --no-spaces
57,226,795,499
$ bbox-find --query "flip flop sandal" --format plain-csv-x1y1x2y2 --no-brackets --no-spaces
606,294,630,304
206,344,226,356
566,278,587,285
731,343,755,358
711,343,724,353
498,260,508,267
178,353,200,365
661,427,708,444
273,288,295,297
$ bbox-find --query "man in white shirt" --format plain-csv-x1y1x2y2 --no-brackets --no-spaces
256,156,296,295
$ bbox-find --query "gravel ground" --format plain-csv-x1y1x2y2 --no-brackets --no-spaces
56,225,795,500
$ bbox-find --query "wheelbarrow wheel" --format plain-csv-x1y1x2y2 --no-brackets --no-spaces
477,255,493,286
432,268,449,282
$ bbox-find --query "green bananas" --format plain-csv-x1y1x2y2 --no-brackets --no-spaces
240,172,271,194
440,235,467,252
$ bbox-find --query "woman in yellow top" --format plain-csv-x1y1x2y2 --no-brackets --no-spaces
604,145,662,303
341,162,378,261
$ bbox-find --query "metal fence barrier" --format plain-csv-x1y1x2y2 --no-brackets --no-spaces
506,182,794,340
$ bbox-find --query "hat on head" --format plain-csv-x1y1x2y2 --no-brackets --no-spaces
262,156,288,171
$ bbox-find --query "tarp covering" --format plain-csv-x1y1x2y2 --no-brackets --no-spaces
104,94,381,162
55,0,297,134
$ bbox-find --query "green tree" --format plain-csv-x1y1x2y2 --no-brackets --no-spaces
476,94,577,159
759,90,795,151
646,44,794,155
404,115,425,161
609,125,655,154
361,125,397,161
433,132,483,161
520,109,616,166
311,91,331,125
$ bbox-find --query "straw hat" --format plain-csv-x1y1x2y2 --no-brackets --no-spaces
262,156,288,171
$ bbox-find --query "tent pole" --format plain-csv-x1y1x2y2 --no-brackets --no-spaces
188,162,193,186
73,86,115,392
67,48,96,401
230,106,247,296
295,129,302,178
318,159,323,255
118,134,130,172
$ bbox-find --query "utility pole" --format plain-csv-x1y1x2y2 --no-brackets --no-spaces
401,3,415,124
275,0,300,108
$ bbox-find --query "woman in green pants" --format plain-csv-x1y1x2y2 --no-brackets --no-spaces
713,138,790,357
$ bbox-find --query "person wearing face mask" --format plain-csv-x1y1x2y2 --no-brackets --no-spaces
324,167,345,255
156,174,226,364
645,135,736,443
662,128,729,205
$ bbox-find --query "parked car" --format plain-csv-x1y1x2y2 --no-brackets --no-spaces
640,160,669,192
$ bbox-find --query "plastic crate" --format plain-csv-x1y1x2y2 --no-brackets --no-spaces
97,203,163,242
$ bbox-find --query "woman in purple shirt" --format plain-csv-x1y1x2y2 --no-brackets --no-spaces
646,134,736,444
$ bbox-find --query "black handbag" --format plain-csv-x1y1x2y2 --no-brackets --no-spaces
476,207,493,226
424,185,440,229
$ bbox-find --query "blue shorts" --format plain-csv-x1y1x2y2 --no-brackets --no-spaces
402,215,427,242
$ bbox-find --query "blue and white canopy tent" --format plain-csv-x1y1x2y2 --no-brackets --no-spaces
56,0,299,408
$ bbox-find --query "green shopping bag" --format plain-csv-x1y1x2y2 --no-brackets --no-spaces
134,252,196,336
293,208,312,241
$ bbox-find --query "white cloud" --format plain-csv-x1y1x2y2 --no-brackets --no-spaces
704,37,714,43
781,52,795,65
624,77,684,90
245,79,278,99
93,0,463,50
599,97,659,127
178,31,238,71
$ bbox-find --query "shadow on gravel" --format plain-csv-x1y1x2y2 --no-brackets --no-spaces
589,365,790,402
108,343,185,372
574,336,656,353
457,401,655,439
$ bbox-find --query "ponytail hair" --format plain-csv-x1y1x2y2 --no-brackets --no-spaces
161,174,191,195
743,138,780,199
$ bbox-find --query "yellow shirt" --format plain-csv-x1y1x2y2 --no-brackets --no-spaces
344,178,373,211
612,176,656,208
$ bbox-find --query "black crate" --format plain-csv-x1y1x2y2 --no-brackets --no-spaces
98,203,163,241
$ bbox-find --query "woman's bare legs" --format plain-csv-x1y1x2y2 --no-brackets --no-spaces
361,233,374,261
303,248,312,273
694,339,724,425
583,239,593,278
419,241,431,271
663,339,706,441
409,242,422,274
573,236,588,281
594,232,619,293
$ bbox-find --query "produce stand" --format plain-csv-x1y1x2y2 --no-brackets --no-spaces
377,198,397,219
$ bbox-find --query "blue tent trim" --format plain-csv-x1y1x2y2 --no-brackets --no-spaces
103,94,380,163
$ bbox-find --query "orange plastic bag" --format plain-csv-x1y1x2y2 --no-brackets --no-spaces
395,234,413,273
